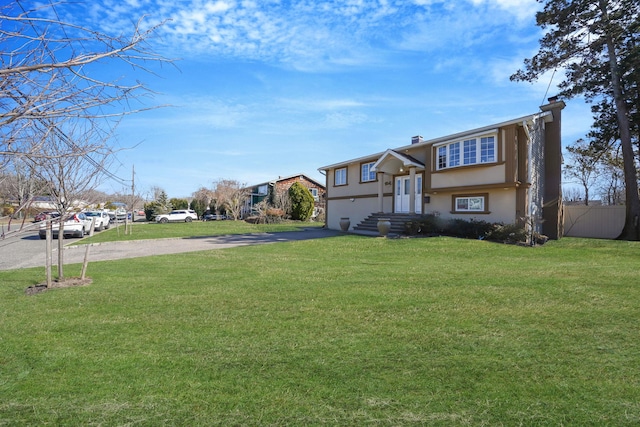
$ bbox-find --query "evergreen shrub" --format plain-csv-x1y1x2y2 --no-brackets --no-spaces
288,182,314,221
404,215,537,244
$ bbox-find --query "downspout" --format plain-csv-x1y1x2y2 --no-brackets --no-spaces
318,169,327,228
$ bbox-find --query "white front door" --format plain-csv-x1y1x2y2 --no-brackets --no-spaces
394,175,422,213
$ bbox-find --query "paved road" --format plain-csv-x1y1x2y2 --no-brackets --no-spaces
0,228,343,271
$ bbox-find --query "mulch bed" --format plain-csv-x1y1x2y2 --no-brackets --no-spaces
25,277,92,295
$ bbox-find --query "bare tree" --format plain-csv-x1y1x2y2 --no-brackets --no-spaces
598,149,626,205
192,187,215,207
272,187,292,218
0,1,171,281
25,118,116,280
0,2,169,129
564,139,602,206
192,186,215,217
1,1,171,213
563,186,585,203
213,179,250,220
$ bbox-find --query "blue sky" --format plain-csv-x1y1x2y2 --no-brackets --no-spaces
65,0,592,198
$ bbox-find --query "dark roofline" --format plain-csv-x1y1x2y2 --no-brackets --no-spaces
248,173,325,189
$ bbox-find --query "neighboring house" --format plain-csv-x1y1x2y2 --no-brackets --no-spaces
29,196,89,212
29,196,57,211
319,98,566,239
245,173,326,218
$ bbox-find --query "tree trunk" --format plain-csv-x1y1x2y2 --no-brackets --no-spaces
601,1,640,240
584,185,589,206
46,222,52,288
58,221,65,280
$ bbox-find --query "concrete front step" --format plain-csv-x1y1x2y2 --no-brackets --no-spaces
353,213,423,234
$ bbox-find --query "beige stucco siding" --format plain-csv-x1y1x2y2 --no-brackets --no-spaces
327,195,392,231
327,162,379,198
424,189,517,224
430,164,506,189
326,160,390,229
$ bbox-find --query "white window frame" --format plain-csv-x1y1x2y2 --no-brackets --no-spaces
308,188,319,200
463,139,476,165
450,142,460,167
361,162,376,182
480,136,496,163
455,196,485,212
436,133,497,170
438,146,447,169
335,167,347,186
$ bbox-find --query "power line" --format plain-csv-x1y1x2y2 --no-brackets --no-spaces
542,68,557,105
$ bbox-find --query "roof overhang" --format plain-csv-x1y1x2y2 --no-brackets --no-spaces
371,149,424,174
318,109,555,172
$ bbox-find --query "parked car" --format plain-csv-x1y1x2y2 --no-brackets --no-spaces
155,210,198,223
34,211,60,222
83,210,111,231
38,212,94,239
202,213,226,221
107,208,127,223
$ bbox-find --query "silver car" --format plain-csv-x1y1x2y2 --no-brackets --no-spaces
38,212,94,239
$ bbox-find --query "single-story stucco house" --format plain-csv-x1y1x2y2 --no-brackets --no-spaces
319,98,566,239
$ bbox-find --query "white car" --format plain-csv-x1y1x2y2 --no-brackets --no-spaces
83,210,111,231
106,207,128,223
155,210,198,223
38,212,94,239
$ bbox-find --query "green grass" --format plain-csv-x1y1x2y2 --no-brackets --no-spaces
2,236,640,425
77,220,323,244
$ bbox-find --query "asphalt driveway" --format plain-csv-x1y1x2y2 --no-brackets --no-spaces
1,228,342,271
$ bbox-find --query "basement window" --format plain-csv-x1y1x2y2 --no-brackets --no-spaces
452,194,489,214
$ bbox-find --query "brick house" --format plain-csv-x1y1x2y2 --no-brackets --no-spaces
244,173,326,218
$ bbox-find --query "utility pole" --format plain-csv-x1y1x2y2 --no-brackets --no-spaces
129,165,135,235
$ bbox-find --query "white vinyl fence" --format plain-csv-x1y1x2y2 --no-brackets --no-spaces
563,205,625,239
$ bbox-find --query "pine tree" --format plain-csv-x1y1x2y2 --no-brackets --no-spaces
512,0,640,240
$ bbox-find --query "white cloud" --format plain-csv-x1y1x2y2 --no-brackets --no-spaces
469,0,540,21
279,98,367,111
72,0,540,72
324,112,368,129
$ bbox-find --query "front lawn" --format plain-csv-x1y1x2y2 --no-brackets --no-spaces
78,220,323,244
1,236,639,425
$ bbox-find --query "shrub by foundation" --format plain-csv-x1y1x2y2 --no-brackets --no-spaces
404,215,541,245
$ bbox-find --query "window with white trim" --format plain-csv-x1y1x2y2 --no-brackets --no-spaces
450,142,460,167
308,188,319,200
463,139,476,165
436,135,496,170
455,196,485,212
480,136,495,163
438,146,447,169
335,167,347,186
361,162,376,182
